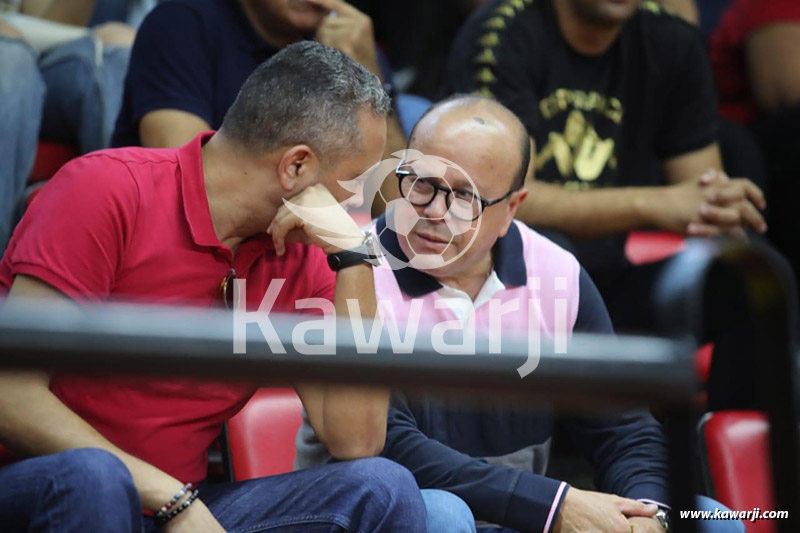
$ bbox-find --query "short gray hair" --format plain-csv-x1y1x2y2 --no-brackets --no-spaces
220,41,390,160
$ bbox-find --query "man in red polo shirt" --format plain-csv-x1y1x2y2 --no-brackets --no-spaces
0,42,430,532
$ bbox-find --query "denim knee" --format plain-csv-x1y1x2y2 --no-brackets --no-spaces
337,457,427,530
0,37,45,250
38,35,130,152
347,457,421,498
0,37,43,97
695,495,746,533
39,36,99,151
0,36,45,168
422,489,476,533
55,448,138,505
16,449,143,532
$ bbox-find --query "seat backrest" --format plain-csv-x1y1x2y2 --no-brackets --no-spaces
30,141,79,184
699,410,774,533
227,388,304,481
624,231,686,265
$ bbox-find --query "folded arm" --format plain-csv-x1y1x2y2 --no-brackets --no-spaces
295,262,389,460
383,393,568,532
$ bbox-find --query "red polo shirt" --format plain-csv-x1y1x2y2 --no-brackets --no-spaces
0,132,335,484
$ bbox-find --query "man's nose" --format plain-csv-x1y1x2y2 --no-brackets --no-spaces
422,189,449,219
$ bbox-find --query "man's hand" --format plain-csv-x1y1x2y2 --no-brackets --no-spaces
164,500,226,533
267,184,364,255
692,169,766,237
93,22,136,47
554,487,658,533
649,169,765,239
0,19,27,41
629,515,666,533
308,0,382,78
648,172,730,235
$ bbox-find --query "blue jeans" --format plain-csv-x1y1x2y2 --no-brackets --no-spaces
0,37,43,253
177,458,431,533
0,448,142,532
0,34,130,252
476,495,745,532
38,35,130,155
421,489,476,533
693,495,746,533
0,449,441,532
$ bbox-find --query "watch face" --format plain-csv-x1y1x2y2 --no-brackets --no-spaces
655,509,670,531
326,254,342,271
364,233,382,266
363,233,376,254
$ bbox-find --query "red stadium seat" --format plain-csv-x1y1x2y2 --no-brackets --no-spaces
226,388,304,480
29,141,79,184
624,232,712,397
624,231,686,265
695,343,714,384
699,411,774,533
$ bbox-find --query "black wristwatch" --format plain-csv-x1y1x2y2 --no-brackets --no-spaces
654,507,671,532
326,233,382,271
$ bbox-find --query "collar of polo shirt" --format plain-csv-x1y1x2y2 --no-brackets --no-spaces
375,214,527,298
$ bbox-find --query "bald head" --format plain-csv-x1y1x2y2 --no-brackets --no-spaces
408,95,531,191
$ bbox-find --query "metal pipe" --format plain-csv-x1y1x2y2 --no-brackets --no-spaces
657,239,799,532
0,302,693,409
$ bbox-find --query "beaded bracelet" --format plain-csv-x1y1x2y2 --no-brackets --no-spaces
154,489,200,526
154,483,193,524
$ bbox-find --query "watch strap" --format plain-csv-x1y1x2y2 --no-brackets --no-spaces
327,247,377,271
326,233,381,271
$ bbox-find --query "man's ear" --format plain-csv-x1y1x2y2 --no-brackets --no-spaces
276,145,319,192
498,188,529,237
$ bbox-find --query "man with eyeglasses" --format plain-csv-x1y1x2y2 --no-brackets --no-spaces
297,95,742,533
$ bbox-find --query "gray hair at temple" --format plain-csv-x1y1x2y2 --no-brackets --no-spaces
220,41,390,162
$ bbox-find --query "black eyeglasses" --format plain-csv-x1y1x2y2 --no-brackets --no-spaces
395,168,514,222
219,268,236,310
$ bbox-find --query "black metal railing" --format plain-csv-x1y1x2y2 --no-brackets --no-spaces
0,302,699,529
656,239,799,532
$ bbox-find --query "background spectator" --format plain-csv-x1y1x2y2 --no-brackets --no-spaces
710,0,800,125
0,0,136,252
441,0,766,334
349,0,489,100
111,0,432,215
709,0,800,291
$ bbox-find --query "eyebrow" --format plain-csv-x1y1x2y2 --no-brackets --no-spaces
416,175,474,192
398,166,477,193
